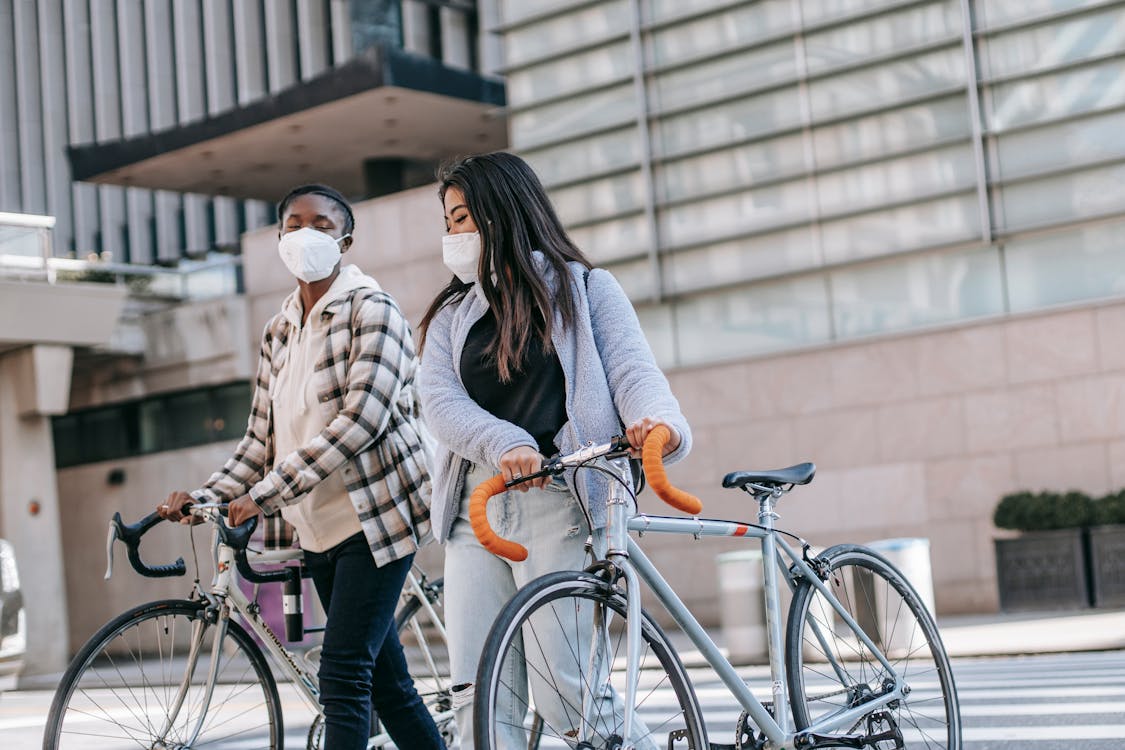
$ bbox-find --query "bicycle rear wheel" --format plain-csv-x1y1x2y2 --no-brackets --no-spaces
475,570,707,750
786,545,961,749
392,576,456,746
44,598,282,750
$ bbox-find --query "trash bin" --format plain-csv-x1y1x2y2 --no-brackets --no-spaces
865,537,935,657
716,550,766,664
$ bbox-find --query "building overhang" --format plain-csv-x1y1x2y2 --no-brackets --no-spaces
67,47,507,202
0,281,127,355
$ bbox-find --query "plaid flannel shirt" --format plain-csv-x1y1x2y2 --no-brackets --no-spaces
192,288,433,566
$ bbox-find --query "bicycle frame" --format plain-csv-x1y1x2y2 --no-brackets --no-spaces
598,458,907,749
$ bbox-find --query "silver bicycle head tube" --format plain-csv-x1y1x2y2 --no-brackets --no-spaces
605,456,634,557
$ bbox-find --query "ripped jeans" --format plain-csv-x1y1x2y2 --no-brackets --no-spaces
445,463,655,750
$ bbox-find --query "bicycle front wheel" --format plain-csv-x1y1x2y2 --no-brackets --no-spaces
44,599,283,750
786,545,961,749
475,570,707,750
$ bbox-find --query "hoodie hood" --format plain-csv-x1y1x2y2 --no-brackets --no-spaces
280,264,382,328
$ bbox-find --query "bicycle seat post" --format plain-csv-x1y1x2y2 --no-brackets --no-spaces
752,483,794,735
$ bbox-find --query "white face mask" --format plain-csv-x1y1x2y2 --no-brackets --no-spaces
442,232,482,283
278,227,349,282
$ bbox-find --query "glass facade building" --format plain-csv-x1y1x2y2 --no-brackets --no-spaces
497,0,1125,368
0,0,486,266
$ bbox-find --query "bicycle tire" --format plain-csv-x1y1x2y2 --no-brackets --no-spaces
475,570,707,750
43,598,283,750
785,544,961,749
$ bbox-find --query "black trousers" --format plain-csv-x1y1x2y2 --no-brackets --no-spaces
304,533,445,750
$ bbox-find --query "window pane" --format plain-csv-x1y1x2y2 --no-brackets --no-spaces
212,383,252,441
995,108,1125,181
816,143,978,215
646,1,793,67
659,179,813,247
999,162,1125,230
52,415,83,469
809,46,965,120
603,256,657,301
500,0,591,26
986,57,1125,131
663,226,821,294
643,0,788,27
567,214,651,264
138,400,165,453
635,302,676,369
527,128,640,187
980,7,1125,80
505,1,630,68
654,87,803,159
511,83,636,150
831,246,1004,338
1005,218,1125,311
551,171,645,226
804,0,962,73
83,408,133,463
674,276,832,364
802,0,912,25
507,41,633,104
972,0,1107,30
654,133,807,203
648,42,796,114
164,391,214,447
821,193,982,264
813,95,971,169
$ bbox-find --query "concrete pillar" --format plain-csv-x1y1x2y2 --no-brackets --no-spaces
0,345,73,676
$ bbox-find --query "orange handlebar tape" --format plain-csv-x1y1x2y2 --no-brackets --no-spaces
469,474,528,562
642,425,703,515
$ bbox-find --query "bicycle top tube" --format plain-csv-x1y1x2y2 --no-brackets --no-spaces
469,425,702,561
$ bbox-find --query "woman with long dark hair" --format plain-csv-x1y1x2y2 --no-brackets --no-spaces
417,152,692,749
158,184,445,750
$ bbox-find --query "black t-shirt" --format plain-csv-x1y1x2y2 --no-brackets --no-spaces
460,310,567,457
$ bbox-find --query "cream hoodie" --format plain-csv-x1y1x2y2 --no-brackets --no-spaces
272,265,381,552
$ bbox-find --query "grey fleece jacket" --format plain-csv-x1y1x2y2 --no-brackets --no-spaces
418,257,692,542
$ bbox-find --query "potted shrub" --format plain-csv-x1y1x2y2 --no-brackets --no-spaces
1089,490,1125,608
992,490,1093,611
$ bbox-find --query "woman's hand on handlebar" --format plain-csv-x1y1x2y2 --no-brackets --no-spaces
498,446,549,492
157,491,203,525
228,496,262,527
625,417,681,459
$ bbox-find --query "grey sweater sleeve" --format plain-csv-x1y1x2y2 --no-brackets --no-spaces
587,268,693,464
418,303,539,468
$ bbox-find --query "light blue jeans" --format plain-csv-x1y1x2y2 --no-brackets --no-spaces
445,463,655,750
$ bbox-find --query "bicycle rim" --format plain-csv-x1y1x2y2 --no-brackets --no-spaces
786,545,961,749
475,570,707,750
44,599,282,750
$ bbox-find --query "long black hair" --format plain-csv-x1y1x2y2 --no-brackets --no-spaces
418,152,593,382
276,184,355,234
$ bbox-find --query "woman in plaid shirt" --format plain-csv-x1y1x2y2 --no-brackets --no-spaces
158,185,445,750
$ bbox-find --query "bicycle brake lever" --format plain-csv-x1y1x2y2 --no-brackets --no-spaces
104,519,118,580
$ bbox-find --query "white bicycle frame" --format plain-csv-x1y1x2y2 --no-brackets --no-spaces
593,456,907,750
106,503,452,749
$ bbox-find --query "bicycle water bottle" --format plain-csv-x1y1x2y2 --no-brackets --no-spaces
283,571,304,642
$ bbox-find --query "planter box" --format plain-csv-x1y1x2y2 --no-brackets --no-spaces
994,529,1090,611
1089,524,1125,608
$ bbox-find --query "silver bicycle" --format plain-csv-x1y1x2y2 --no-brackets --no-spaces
42,502,455,749
470,428,960,749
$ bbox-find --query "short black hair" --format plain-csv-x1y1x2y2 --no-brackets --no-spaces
277,184,355,234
